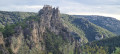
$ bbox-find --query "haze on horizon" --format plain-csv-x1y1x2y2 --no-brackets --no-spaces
0,0,120,20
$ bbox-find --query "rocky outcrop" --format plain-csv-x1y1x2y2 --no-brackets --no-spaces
10,26,23,54
0,5,75,54
1,5,73,54
0,32,10,54
38,5,62,35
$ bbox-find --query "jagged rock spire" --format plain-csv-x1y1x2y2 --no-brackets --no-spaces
38,5,60,17
38,5,61,34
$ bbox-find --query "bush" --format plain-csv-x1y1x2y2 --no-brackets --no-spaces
112,47,120,54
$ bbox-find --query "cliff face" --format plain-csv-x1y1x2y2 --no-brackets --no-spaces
38,5,62,35
1,5,75,54
0,32,4,45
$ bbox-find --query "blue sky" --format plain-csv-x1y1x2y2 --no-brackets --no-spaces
0,0,120,20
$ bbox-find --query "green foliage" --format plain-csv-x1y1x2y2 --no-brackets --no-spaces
112,47,120,54
0,51,2,54
0,11,37,26
7,48,13,54
2,24,15,38
59,42,75,54
24,16,40,22
44,31,64,54
0,11,37,38
87,36,120,54
1,15,40,38
0,23,4,32
61,14,88,43
80,45,108,54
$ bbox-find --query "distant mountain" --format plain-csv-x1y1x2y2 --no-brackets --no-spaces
73,15,120,35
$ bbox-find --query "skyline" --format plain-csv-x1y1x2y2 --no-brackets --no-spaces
0,0,120,20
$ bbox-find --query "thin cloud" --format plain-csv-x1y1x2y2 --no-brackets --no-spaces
0,5,43,12
0,0,120,20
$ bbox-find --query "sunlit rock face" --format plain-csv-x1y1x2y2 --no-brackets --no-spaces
95,34,103,40
38,5,63,35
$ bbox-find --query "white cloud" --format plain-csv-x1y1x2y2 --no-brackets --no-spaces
0,5,43,12
55,1,120,20
0,0,120,20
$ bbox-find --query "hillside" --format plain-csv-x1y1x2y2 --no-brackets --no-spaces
0,11,116,43
0,11,36,29
73,15,120,35
61,14,116,42
0,5,117,54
